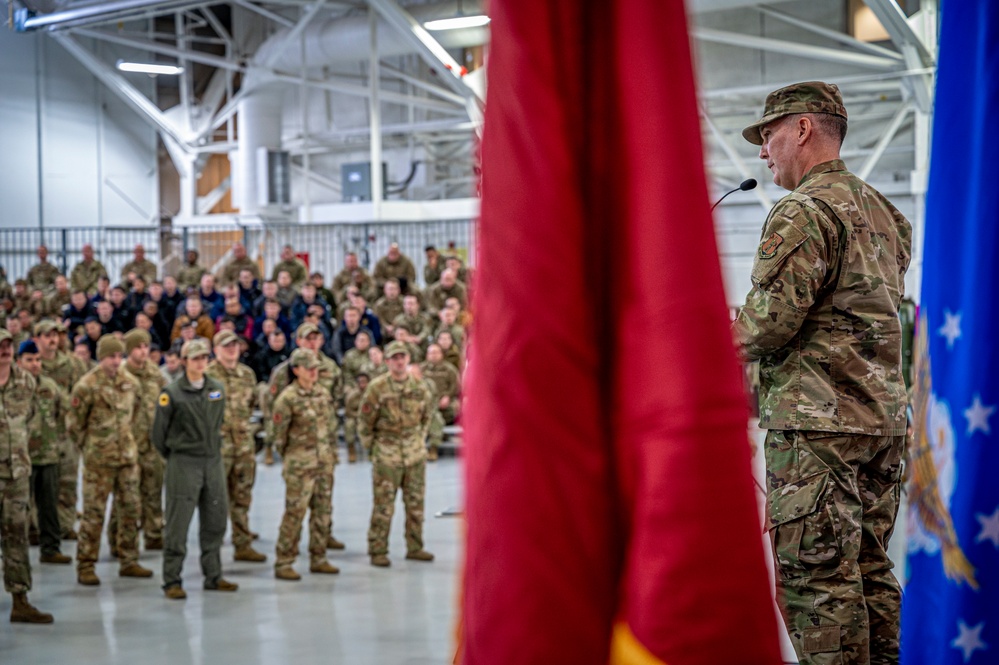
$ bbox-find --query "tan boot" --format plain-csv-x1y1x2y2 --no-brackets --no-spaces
427,448,439,462
164,585,187,600
234,546,267,562
326,536,345,550
370,554,391,567
39,552,72,565
205,578,239,592
347,448,358,463
274,566,301,581
77,568,100,586
264,448,275,466
119,563,154,578
406,550,435,562
10,593,53,624
310,560,340,574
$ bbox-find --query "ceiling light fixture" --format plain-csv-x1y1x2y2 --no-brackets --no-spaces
116,60,184,76
424,15,490,31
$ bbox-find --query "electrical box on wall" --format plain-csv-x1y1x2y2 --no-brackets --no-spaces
256,148,290,207
342,162,387,202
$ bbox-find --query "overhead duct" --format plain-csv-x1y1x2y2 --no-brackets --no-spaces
234,0,487,216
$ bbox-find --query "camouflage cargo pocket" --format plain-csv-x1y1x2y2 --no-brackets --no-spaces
768,472,841,579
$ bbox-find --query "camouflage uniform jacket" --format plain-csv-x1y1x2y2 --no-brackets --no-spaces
733,160,911,436
0,366,37,479
272,383,334,469
28,374,70,466
176,263,208,292
392,313,433,343
220,256,261,286
358,373,433,467
359,360,388,382
435,323,466,348
205,360,258,458
70,259,108,296
341,348,368,386
67,367,140,467
269,351,343,407
120,258,157,283
119,359,167,450
420,361,460,400
423,280,468,313
41,351,85,394
373,297,404,333
332,267,374,298
373,255,417,291
26,261,60,293
343,384,364,418
271,258,309,289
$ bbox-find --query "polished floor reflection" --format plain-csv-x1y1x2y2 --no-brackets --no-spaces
0,456,463,665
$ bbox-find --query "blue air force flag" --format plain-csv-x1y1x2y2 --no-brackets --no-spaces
901,3,999,664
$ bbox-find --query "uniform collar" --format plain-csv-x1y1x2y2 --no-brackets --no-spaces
798,159,847,187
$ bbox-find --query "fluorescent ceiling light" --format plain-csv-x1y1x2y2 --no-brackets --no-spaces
116,60,184,76
424,15,490,31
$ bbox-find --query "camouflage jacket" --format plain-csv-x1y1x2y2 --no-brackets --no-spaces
269,351,343,407
120,258,157,283
219,256,261,286
343,385,363,418
358,373,433,467
120,359,167,448
272,382,334,469
373,255,417,291
359,359,388,382
41,351,85,395
420,361,460,400
0,366,37,480
373,297,404,333
424,281,468,313
341,348,367,386
67,366,140,467
435,323,465,348
176,263,208,292
26,261,60,293
271,258,308,289
733,160,911,436
29,374,70,466
392,312,433,343
205,360,258,458
70,259,108,296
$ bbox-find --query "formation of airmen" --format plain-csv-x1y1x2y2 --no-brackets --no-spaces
0,240,470,621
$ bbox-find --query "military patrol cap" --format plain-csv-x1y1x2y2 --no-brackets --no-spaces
123,328,151,353
33,320,59,336
212,330,239,347
384,341,409,358
18,340,39,356
54,321,67,333
0,329,11,343
296,322,321,339
96,334,125,360
742,81,847,145
181,339,211,359
290,348,320,369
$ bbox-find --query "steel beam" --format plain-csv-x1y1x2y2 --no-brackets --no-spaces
260,0,329,69
857,103,912,180
755,6,904,62
863,0,934,113
265,71,466,114
73,27,245,72
693,27,900,70
701,107,773,211
231,0,295,27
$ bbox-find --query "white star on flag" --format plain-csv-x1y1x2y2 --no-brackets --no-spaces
977,507,999,548
965,395,996,436
952,620,988,663
939,310,963,349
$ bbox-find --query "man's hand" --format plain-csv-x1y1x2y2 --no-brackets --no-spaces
439,396,450,409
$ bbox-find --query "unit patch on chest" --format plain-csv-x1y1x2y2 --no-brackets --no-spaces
208,391,222,401
159,393,170,407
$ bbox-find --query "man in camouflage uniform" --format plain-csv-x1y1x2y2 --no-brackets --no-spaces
271,244,309,290
373,243,417,295
34,319,85,538
109,329,167,552
206,330,267,563
219,242,262,287
373,279,405,342
18,340,72,564
332,252,373,300
70,244,107,296
26,245,61,294
67,335,154,585
424,268,468,316
272,349,340,579
734,82,911,665
408,364,445,462
340,330,373,386
0,329,53,623
342,372,370,464
420,343,460,461
120,244,158,286
177,250,208,292
358,341,435,567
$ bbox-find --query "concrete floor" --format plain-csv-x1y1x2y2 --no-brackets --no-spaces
0,455,464,665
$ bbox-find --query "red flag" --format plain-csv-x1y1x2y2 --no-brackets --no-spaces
462,1,781,664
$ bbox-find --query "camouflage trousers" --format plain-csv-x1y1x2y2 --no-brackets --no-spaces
58,443,80,536
0,475,31,593
426,411,445,453
257,382,274,453
109,446,164,546
224,453,257,550
765,430,904,665
367,461,425,556
343,418,360,457
77,463,141,570
275,464,333,569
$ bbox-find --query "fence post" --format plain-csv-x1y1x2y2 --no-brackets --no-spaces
182,226,190,254
60,228,68,275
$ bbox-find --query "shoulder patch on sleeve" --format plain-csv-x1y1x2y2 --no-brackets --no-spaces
361,402,372,414
273,412,282,423
159,393,170,407
759,232,784,259
72,396,81,407
270,384,277,395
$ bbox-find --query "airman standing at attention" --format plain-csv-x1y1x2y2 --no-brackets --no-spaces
0,329,53,623
67,335,153,586
206,330,267,563
272,349,340,580
358,341,435,567
108,329,167,553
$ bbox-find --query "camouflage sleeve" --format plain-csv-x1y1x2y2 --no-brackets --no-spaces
357,384,379,453
733,200,837,362
151,389,174,458
272,392,292,457
421,383,435,439
66,382,92,446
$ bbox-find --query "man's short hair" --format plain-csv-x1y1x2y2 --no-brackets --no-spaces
811,113,848,145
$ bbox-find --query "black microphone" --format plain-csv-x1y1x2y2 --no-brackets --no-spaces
711,178,757,211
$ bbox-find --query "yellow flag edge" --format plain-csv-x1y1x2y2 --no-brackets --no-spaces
609,622,668,665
